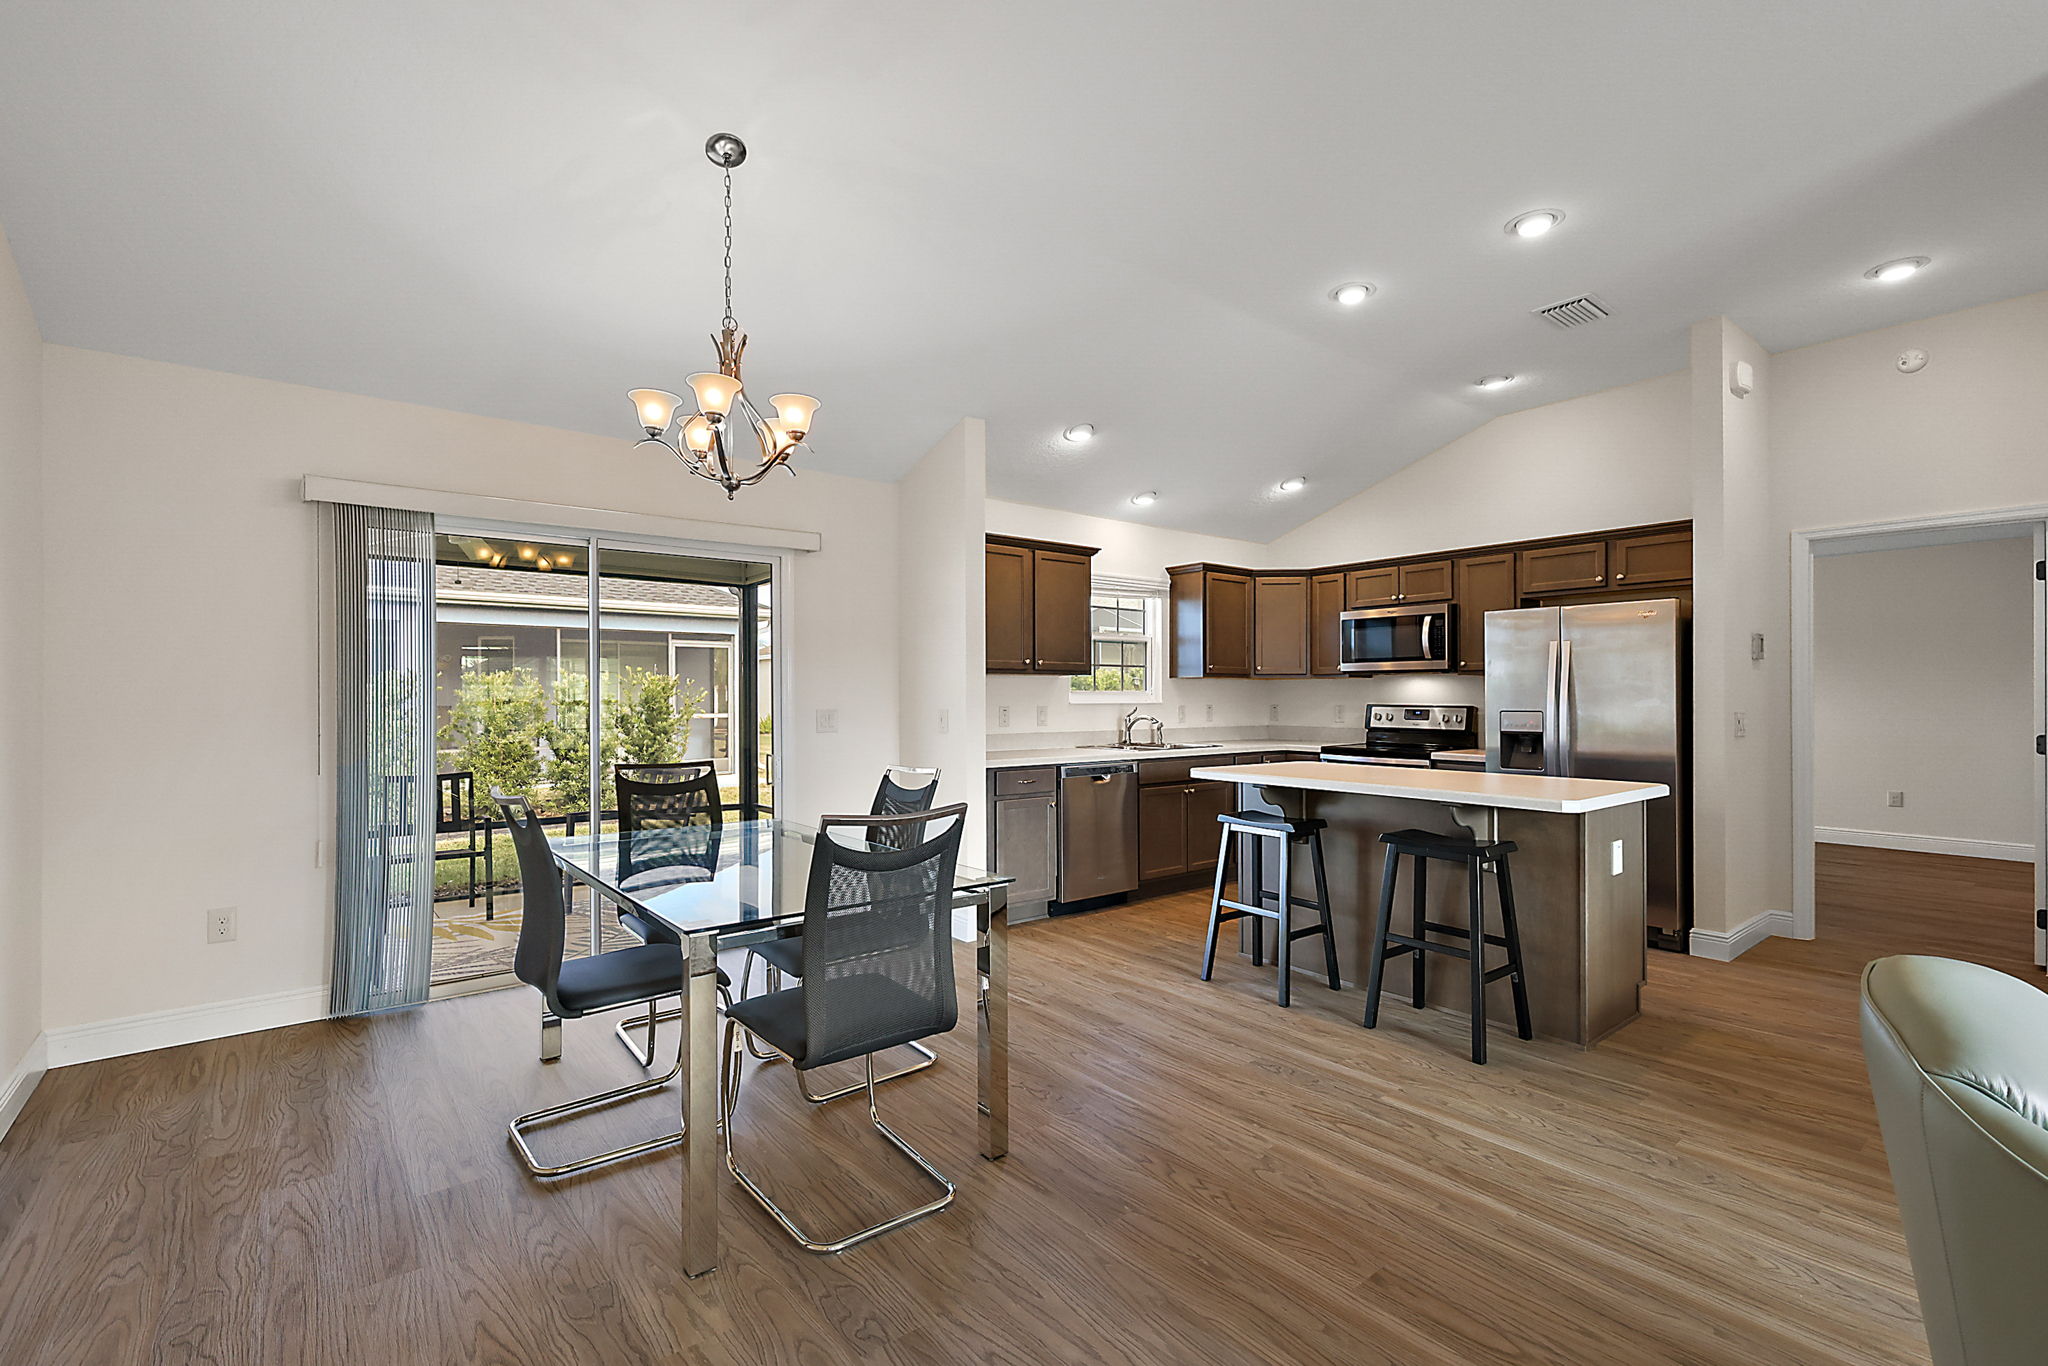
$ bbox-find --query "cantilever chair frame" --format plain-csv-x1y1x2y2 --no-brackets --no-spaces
722,804,965,1253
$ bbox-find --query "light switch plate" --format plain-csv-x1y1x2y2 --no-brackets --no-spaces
1610,841,1624,877
938,709,950,735
1887,790,1905,808
1035,706,1049,727
1268,704,1280,723
996,705,1010,729
815,709,837,734
1205,704,1214,723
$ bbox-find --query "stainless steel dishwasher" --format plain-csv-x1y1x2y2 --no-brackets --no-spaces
1056,762,1139,907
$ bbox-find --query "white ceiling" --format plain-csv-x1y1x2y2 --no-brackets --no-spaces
3,2,2045,540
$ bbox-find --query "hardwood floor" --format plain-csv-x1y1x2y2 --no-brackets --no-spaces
0,844,2036,1365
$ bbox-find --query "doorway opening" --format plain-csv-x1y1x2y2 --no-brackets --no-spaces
1793,512,2047,975
426,528,777,988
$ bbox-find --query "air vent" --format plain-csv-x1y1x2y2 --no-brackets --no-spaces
1534,294,1611,329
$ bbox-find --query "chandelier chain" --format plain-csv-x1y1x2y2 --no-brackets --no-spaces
720,168,736,333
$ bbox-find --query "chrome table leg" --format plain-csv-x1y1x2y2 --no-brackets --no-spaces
539,1012,561,1062
681,930,721,1277
978,883,1009,1161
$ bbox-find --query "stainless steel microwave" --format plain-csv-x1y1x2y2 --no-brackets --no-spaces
1338,602,1456,672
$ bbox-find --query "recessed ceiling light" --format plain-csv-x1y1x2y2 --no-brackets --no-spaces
1475,374,1517,390
1329,282,1376,306
1275,476,1307,494
1061,423,1096,444
1505,209,1564,239
1864,256,1929,284
1129,491,1157,507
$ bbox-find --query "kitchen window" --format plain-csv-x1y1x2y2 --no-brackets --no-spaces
1068,589,1163,703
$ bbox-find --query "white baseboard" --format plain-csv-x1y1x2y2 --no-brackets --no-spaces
0,1033,49,1144
45,986,330,1069
1816,827,2035,863
1690,910,1797,962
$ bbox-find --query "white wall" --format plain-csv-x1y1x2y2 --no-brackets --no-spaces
0,226,45,1118
38,346,905,1040
1813,538,2036,853
1267,371,1692,568
897,420,988,850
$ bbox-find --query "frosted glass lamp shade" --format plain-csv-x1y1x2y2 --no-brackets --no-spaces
687,372,741,418
756,418,797,456
628,389,683,436
680,415,716,454
768,393,820,437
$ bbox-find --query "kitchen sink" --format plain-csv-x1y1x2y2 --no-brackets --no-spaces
1077,742,1219,752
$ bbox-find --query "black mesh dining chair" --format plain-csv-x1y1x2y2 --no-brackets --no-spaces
739,767,943,1097
607,763,727,1066
497,792,728,1178
721,803,967,1253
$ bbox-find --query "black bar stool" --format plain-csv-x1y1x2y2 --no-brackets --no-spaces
1200,811,1341,1007
1363,828,1531,1064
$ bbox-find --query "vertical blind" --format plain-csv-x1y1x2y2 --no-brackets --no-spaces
331,503,438,1015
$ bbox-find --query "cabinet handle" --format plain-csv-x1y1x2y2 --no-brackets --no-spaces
1594,574,1605,583
1616,573,1626,581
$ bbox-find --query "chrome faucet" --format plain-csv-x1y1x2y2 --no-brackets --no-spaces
1120,707,1165,748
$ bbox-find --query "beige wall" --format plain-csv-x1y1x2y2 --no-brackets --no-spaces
38,346,907,1038
1813,538,2036,852
0,227,44,1112
897,420,988,850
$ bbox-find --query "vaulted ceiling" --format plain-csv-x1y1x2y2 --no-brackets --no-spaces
3,2,2045,539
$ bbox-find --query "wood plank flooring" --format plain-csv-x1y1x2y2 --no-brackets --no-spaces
0,844,2037,1365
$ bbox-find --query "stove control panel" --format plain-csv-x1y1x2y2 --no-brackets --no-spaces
1368,705,1472,731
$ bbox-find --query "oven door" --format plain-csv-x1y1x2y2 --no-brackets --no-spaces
1338,603,1456,672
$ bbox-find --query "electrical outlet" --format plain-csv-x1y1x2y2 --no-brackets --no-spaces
1268,704,1280,723
1035,706,1048,727
1175,705,1186,724
206,907,238,944
1732,711,1747,739
1204,704,1214,723
1333,704,1345,724
815,709,837,734
996,705,1011,729
938,709,950,735
1887,790,1905,808
1610,840,1625,876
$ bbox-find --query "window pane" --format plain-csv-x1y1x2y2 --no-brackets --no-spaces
1126,666,1145,691
1119,607,1145,632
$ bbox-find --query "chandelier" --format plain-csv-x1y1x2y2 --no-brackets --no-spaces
628,133,819,498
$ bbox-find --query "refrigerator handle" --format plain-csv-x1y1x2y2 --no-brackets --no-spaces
1555,639,1576,778
1542,640,1560,776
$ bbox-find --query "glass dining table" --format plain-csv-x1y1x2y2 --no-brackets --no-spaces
548,817,1014,1278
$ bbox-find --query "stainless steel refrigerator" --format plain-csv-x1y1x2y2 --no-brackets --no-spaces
1484,599,1690,949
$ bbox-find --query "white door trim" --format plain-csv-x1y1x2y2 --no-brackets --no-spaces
1790,503,2048,949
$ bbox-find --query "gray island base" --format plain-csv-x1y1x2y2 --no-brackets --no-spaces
1190,762,1671,1048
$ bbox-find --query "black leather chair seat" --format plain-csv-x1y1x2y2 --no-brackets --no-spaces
752,934,805,978
1379,828,1517,861
554,943,688,1016
1219,811,1327,836
727,975,949,1071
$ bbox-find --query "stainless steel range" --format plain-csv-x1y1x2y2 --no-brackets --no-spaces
1321,705,1476,767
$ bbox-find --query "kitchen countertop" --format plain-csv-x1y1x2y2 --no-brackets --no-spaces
1431,748,1488,764
1191,760,1668,814
985,743,1322,771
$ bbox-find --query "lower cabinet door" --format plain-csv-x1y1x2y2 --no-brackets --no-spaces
1183,782,1236,872
992,795,1058,905
1138,784,1190,881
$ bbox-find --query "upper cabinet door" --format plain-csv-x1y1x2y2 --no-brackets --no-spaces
985,540,1034,671
1252,575,1310,677
1345,565,1400,608
1031,549,1095,674
1205,572,1254,677
1454,553,1517,673
1310,572,1346,676
1518,541,1609,595
1397,559,1454,603
1610,532,1692,588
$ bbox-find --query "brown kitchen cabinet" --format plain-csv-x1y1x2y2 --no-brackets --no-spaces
985,534,1098,674
1519,540,1609,595
1169,565,1253,677
1396,559,1454,602
1252,574,1311,677
1309,572,1345,676
1454,552,1517,673
1344,564,1399,608
1139,779,1235,880
1610,531,1692,588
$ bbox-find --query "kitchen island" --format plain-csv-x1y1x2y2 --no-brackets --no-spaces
1190,760,1669,1047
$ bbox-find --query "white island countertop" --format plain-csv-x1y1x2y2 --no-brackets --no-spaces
1191,761,1669,814
986,743,1320,772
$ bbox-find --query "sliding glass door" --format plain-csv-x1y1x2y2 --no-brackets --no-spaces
427,527,777,987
